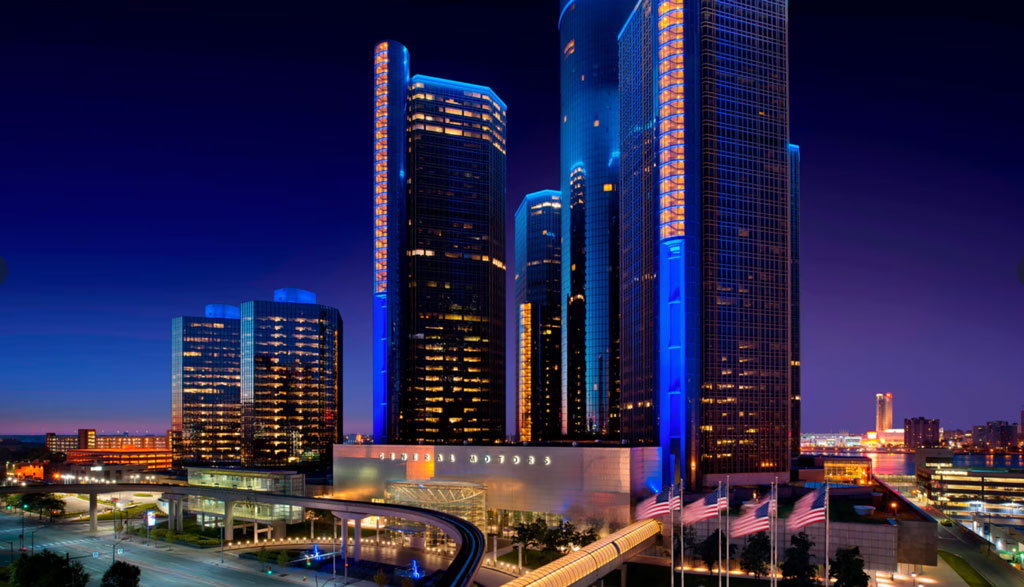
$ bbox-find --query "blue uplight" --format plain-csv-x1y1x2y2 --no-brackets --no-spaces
273,288,317,304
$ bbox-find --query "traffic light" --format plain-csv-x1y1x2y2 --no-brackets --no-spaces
22,504,28,510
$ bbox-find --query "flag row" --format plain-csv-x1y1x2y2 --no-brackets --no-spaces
634,485,827,537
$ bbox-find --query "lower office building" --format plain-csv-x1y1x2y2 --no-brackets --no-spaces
332,444,659,536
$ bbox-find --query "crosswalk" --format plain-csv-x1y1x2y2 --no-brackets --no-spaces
31,536,100,549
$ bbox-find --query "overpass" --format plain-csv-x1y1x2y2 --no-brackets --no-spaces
0,483,484,587
502,519,660,587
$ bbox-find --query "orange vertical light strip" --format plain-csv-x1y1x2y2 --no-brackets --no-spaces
656,0,685,240
373,42,390,293
518,302,533,442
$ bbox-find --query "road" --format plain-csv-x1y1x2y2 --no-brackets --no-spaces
935,516,1024,587
0,512,375,586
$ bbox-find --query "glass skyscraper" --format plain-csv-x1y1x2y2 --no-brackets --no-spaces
619,0,795,486
373,41,507,444
171,304,241,465
515,190,562,442
240,288,341,467
559,0,635,440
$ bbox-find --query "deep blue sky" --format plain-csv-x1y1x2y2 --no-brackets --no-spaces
1,1,1021,436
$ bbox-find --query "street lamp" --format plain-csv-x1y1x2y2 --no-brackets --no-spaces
911,571,918,587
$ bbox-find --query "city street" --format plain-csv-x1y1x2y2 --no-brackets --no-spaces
0,512,375,586
935,519,1024,587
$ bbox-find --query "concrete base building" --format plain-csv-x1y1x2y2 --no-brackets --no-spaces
333,444,659,535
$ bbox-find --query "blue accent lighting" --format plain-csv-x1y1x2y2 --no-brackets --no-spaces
273,288,317,304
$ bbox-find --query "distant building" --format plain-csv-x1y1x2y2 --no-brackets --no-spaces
876,393,893,431
241,288,342,467
66,448,172,470
972,421,1016,449
172,304,242,465
46,429,169,455
515,190,562,442
904,417,941,449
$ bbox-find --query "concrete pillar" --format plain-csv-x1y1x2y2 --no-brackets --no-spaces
341,518,348,563
224,501,235,542
353,518,361,561
176,498,184,532
89,493,98,533
620,565,627,586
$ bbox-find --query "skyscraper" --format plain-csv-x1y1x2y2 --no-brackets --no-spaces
619,0,794,486
904,417,940,449
789,144,802,458
372,41,507,444
559,0,635,440
241,288,341,467
876,393,893,431
515,190,562,442
171,304,241,465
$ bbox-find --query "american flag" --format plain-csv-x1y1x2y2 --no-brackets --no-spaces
669,485,681,511
682,485,728,525
731,497,772,537
787,487,827,530
634,490,673,520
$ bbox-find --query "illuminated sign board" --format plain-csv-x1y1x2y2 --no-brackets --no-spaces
145,510,157,528
377,451,551,466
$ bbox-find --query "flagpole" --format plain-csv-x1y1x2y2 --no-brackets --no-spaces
679,484,685,587
718,481,723,587
772,480,778,587
671,484,675,587
725,476,730,587
824,482,830,586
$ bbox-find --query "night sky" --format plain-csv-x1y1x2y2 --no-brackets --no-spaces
1,1,1022,436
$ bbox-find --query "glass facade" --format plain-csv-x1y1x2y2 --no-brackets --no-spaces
514,190,562,442
171,304,241,465
187,467,305,524
559,0,634,439
618,0,794,486
240,289,341,467
373,42,507,444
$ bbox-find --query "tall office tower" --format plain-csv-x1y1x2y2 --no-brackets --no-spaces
559,0,634,440
619,0,794,486
372,41,507,444
171,304,241,465
241,289,341,467
515,190,562,442
876,393,893,431
789,144,801,459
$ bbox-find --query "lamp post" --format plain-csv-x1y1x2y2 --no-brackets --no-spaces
2,540,13,565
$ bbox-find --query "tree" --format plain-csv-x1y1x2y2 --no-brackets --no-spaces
780,531,817,587
374,567,389,586
101,561,141,587
164,527,176,544
9,549,90,587
830,546,869,587
512,518,548,550
696,528,737,569
739,531,771,578
277,550,290,567
257,546,269,564
681,524,697,564
401,577,415,587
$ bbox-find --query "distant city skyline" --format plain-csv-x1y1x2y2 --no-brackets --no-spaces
2,1,1023,435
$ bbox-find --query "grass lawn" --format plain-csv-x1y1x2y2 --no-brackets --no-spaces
133,493,153,498
98,503,156,521
938,550,993,587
